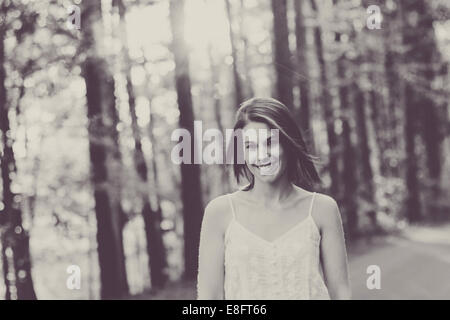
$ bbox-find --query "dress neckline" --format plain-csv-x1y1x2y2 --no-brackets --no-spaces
233,188,313,209
225,191,320,245
229,215,315,245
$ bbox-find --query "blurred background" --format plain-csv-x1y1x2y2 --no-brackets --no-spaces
0,0,450,300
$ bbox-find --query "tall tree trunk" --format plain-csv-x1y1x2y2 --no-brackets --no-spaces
403,84,421,222
169,0,204,280
365,0,394,180
238,0,254,98
400,2,421,222
0,15,37,300
207,38,230,194
294,0,313,141
401,0,444,221
335,31,358,237
225,0,244,109
271,0,294,109
309,0,339,198
368,65,390,176
113,0,167,289
80,0,128,299
353,74,377,231
382,0,404,178
1,241,12,300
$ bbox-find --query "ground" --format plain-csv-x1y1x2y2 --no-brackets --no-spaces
132,223,450,300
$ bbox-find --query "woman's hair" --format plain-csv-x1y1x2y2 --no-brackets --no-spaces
231,97,321,191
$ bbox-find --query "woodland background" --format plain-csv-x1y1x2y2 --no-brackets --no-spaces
0,0,450,299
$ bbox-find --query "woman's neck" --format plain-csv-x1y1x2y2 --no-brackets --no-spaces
250,176,295,206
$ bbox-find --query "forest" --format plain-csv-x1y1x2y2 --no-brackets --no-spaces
0,0,449,299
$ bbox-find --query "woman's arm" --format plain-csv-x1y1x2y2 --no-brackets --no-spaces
197,196,228,299
314,194,352,300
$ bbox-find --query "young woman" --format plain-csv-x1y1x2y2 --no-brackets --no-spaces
197,97,351,300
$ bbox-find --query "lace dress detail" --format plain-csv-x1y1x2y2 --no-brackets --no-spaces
224,192,330,300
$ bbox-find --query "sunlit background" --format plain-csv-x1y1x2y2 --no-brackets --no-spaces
0,0,450,299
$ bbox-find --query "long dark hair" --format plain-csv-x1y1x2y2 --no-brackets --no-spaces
231,97,321,191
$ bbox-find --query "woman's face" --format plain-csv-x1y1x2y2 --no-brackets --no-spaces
242,121,287,185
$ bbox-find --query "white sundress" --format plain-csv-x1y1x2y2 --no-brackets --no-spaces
224,191,330,300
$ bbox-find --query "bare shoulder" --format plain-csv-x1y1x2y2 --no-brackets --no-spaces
311,192,342,230
202,194,233,234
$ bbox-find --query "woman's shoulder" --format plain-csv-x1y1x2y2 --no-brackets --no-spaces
203,192,235,232
291,186,337,210
204,193,232,213
310,192,341,228
313,192,339,211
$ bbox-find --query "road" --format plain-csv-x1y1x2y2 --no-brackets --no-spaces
349,224,450,299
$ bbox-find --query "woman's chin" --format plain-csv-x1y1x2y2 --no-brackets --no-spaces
253,165,282,183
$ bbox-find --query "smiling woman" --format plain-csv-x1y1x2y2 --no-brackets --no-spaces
197,97,352,300
232,97,321,191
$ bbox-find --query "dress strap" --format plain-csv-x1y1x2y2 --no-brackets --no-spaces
227,194,236,220
308,192,317,217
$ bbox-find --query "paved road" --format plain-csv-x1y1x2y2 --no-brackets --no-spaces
349,225,450,299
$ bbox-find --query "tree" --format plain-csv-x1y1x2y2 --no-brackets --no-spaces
309,0,340,198
294,0,313,139
205,1,231,194
169,0,204,280
352,69,377,232
0,0,37,300
80,0,128,298
112,0,167,289
225,0,244,109
238,0,254,98
400,0,446,222
334,27,358,237
271,0,294,109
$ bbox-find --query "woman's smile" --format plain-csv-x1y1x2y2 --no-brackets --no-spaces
254,162,271,169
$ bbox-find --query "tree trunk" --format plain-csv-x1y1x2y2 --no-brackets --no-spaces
207,38,230,194
0,17,37,300
113,0,167,290
271,0,294,109
1,240,12,300
225,0,244,109
294,0,313,140
403,84,421,222
169,0,204,280
353,77,377,231
309,0,339,198
80,0,128,299
238,0,254,98
400,2,421,222
381,0,404,178
368,65,390,176
335,34,358,237
401,0,444,221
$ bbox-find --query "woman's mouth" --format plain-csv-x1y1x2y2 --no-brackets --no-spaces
254,163,271,169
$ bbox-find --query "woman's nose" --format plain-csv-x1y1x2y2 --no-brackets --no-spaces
256,143,271,161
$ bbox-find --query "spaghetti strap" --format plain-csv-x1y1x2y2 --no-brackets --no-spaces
227,194,236,220
308,192,317,217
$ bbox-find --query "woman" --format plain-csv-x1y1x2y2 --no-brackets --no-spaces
197,97,351,300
